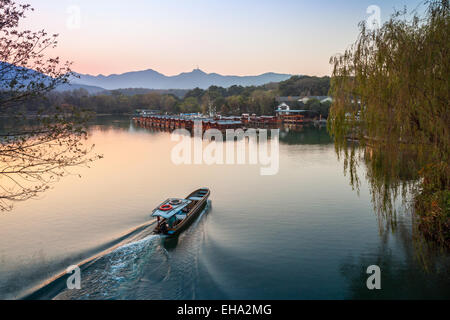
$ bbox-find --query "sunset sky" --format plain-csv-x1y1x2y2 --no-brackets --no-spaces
22,0,422,76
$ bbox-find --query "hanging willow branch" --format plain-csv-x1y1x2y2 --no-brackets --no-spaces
328,0,449,247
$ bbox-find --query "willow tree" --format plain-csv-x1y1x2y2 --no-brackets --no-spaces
0,0,99,211
328,1,449,247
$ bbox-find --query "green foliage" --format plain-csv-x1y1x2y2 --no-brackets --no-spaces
305,99,331,118
278,76,330,97
179,97,201,113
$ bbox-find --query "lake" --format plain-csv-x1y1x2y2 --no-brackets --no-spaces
0,116,449,300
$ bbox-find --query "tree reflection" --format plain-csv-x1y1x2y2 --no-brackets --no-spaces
340,215,450,299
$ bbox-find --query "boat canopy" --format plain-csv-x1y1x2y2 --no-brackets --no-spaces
152,198,191,219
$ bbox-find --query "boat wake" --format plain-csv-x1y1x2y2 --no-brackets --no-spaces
54,234,165,300
24,201,212,300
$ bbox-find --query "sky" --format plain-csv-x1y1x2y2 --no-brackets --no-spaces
21,0,423,77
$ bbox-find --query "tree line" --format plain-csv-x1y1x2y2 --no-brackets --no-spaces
11,76,331,117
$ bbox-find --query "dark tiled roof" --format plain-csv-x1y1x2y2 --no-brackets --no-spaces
276,96,301,102
300,96,331,101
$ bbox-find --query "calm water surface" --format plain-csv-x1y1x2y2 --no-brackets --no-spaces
0,116,449,299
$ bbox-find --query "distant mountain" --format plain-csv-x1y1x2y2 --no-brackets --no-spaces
71,68,294,90
0,61,52,88
1,63,294,94
0,61,107,94
54,83,106,94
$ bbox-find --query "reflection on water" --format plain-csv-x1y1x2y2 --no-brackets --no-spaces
0,116,448,300
341,218,450,299
280,124,332,145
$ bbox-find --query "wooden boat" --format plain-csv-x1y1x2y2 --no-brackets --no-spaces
152,188,210,236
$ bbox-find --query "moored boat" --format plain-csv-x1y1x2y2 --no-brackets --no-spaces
152,188,210,236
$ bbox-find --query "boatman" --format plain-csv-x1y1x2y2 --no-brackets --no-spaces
160,222,168,234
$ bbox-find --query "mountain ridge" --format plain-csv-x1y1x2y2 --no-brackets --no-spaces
72,68,294,90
